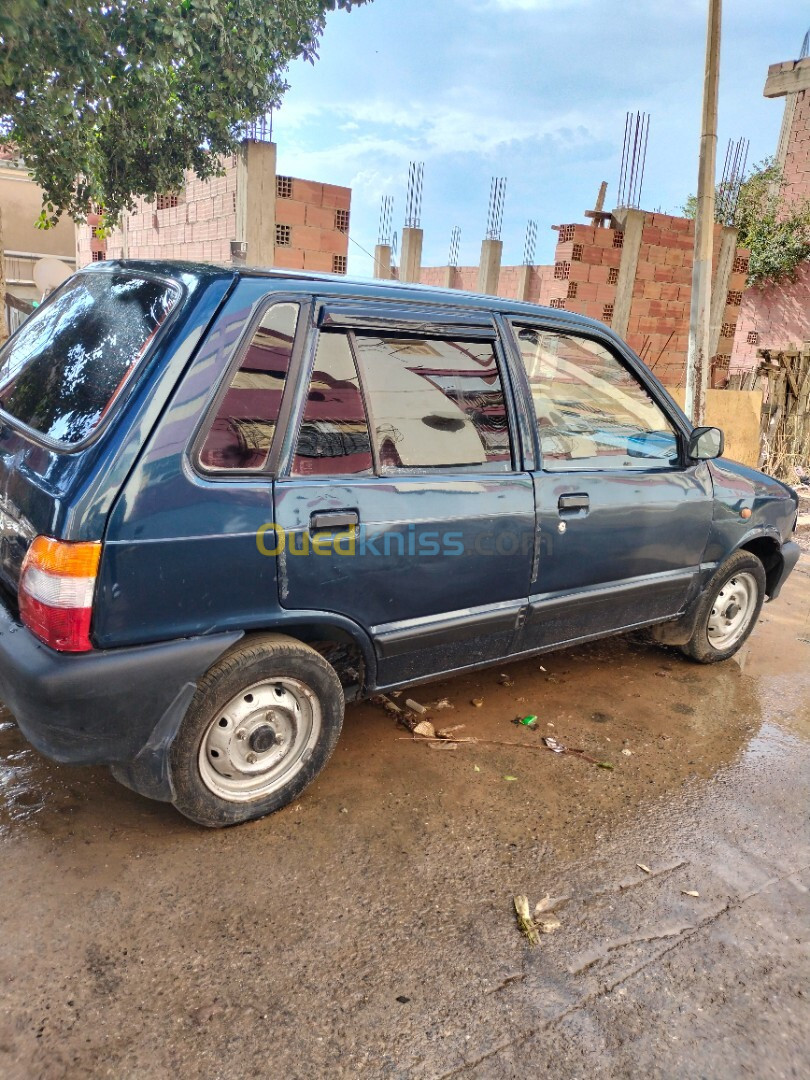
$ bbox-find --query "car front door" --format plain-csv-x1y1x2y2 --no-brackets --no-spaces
272,302,536,687
507,320,714,652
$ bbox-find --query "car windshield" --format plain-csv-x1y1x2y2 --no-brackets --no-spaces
0,271,178,445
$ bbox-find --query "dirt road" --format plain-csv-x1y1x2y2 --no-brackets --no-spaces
1,561,809,1079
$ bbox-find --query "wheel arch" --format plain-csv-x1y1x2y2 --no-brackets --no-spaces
737,533,784,598
231,613,377,700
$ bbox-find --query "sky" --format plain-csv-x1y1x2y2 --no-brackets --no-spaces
272,0,810,276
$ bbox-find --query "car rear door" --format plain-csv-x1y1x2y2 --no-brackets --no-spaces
272,300,536,687
506,319,714,651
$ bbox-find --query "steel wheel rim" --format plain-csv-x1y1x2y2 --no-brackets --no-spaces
707,571,759,650
198,677,322,802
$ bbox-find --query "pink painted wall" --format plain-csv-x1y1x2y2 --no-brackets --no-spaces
731,261,810,370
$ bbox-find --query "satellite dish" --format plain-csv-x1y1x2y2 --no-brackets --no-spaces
33,257,72,298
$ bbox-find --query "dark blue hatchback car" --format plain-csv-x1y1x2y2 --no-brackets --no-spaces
0,263,800,825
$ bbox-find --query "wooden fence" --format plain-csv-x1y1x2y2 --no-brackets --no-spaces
728,347,810,480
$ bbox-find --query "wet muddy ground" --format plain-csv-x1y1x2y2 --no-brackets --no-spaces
1,561,809,1079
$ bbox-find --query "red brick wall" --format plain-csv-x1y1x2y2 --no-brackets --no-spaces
77,157,239,266
76,154,351,273
274,177,351,273
419,215,749,386
782,88,810,209
419,264,555,302
549,214,747,386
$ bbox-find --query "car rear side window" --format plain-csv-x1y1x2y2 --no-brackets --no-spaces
0,271,178,445
513,325,680,470
352,335,512,472
292,332,373,477
198,303,299,472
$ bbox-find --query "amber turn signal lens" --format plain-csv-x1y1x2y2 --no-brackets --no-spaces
23,535,101,578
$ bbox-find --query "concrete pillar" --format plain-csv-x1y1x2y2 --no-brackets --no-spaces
235,140,277,268
708,225,739,358
775,93,798,173
516,264,533,302
373,244,392,279
399,227,423,283
439,266,457,289
610,209,645,338
477,237,502,295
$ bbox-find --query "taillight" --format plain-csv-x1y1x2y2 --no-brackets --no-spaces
18,537,101,652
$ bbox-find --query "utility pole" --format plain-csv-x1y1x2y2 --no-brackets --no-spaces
685,0,722,425
0,205,8,347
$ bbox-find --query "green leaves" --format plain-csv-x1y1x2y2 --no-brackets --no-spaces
1,0,372,224
682,158,810,287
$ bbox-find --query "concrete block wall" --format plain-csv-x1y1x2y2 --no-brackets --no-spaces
274,177,351,273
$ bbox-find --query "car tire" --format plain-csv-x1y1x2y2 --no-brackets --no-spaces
679,550,766,664
169,634,344,827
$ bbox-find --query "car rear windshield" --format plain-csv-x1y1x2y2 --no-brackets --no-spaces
0,271,178,445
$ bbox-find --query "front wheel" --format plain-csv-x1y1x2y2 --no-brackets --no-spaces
169,634,344,827
679,550,766,664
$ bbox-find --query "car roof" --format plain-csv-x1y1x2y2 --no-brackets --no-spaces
83,258,611,335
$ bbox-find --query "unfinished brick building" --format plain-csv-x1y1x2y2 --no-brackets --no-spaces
76,140,351,275
420,211,748,388
732,53,810,371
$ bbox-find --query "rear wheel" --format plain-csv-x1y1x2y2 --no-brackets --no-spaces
170,634,344,827
679,550,766,664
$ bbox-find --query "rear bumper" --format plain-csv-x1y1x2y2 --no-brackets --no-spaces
0,595,240,771
770,540,802,600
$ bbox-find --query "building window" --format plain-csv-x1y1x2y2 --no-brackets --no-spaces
91,251,104,262
155,193,180,210
602,303,614,322
332,255,347,274
335,209,350,233
612,231,624,249
727,290,743,307
572,243,584,262
276,175,293,199
567,281,578,299
608,266,619,285
747,330,759,346
558,224,575,243
549,298,566,309
275,224,291,247
553,261,570,281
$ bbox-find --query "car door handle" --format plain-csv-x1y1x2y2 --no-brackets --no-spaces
558,493,589,513
309,510,360,532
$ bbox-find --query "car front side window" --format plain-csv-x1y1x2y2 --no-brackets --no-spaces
513,325,680,471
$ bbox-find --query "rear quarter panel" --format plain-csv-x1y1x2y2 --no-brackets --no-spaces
94,277,287,648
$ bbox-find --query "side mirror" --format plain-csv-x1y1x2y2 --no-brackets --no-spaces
688,426,724,460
